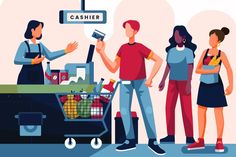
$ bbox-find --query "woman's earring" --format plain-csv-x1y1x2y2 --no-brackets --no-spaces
217,43,220,47
183,39,186,43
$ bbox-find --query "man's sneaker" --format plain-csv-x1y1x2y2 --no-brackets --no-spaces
148,139,166,156
160,135,175,143
215,138,224,153
116,139,136,152
186,137,195,144
187,138,205,150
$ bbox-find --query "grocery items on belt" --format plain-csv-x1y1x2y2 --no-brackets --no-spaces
63,95,80,119
93,78,104,94
91,98,103,119
44,62,52,85
51,70,60,85
44,62,69,85
59,70,69,84
100,79,116,103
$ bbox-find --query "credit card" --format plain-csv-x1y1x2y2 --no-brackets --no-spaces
92,29,106,41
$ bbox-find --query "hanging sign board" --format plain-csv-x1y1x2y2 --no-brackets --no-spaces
59,10,107,24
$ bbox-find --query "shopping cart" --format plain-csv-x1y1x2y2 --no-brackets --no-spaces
55,81,120,150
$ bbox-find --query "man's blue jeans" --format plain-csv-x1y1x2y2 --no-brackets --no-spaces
120,79,157,140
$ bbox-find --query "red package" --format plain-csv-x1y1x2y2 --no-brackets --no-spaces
74,95,82,102
60,96,68,103
91,98,103,119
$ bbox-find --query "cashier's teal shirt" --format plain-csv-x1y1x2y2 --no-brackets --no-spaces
14,40,65,65
167,47,194,81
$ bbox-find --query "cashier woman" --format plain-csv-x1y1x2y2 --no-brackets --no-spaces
14,20,78,84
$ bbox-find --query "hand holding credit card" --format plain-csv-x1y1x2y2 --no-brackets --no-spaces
92,29,106,41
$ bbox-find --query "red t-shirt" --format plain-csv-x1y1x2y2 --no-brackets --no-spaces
116,43,153,80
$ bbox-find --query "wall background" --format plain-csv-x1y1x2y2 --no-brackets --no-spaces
0,0,235,144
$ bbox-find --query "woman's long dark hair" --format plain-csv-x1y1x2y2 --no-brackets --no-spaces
24,20,44,40
166,26,197,58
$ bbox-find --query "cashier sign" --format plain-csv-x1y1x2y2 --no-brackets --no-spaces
60,10,107,24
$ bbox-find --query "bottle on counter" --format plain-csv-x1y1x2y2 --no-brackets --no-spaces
44,62,52,85
93,78,105,94
100,79,116,103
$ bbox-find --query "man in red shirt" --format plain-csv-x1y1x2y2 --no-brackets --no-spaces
96,20,165,155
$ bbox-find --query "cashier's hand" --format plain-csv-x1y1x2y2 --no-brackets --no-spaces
65,41,78,54
96,39,105,54
32,55,45,65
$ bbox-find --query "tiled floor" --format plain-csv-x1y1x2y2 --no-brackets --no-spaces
0,144,234,157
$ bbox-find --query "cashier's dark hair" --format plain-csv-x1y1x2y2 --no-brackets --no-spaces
24,20,44,40
166,25,197,58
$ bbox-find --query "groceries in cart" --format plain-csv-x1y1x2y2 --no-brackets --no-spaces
91,98,103,119
60,93,93,119
77,98,93,118
59,78,116,120
56,80,120,150
60,94,105,119
62,95,80,119
93,78,104,94
99,79,116,103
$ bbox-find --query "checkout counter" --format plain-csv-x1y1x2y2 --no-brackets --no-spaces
0,82,112,144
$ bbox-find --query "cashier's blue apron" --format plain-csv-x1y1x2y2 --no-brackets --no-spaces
17,41,44,84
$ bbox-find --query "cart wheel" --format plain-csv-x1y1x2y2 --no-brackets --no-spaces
91,138,102,149
65,138,76,149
